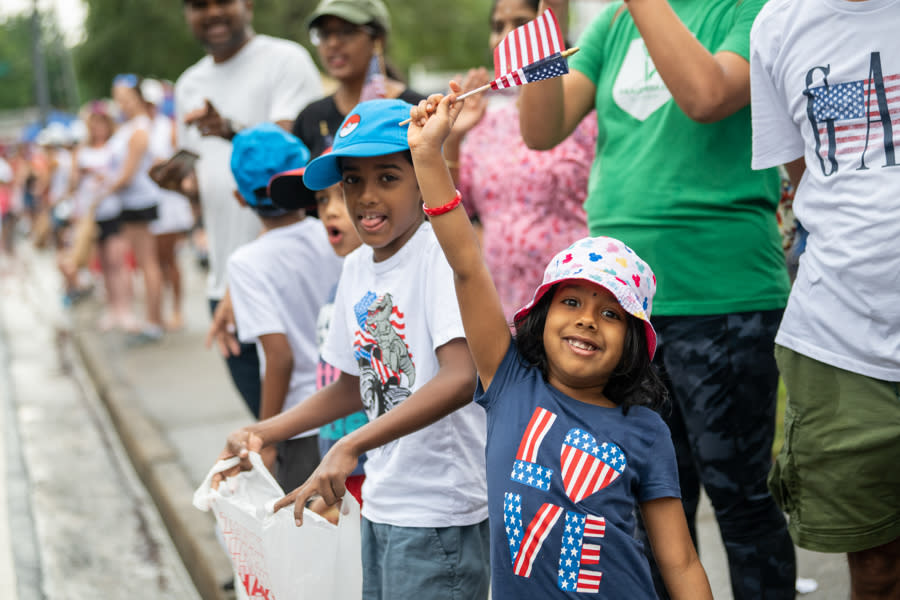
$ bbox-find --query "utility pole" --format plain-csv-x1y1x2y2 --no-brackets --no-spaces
31,0,52,126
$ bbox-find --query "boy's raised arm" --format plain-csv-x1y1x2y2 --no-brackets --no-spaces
407,88,512,390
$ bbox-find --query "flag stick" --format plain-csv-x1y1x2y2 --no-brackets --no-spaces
398,47,580,126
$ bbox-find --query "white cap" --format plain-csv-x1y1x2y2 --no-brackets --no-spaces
38,122,70,147
140,79,165,106
68,120,87,144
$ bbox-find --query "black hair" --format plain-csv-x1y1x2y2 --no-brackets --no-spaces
336,150,413,174
488,0,571,49
364,20,406,83
491,0,540,12
513,284,669,415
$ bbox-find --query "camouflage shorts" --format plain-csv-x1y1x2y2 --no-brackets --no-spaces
642,310,796,600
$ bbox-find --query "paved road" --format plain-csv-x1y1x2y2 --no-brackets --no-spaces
4,240,852,599
0,249,201,600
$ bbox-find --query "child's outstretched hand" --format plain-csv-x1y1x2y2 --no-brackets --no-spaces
210,427,265,489
272,437,359,527
407,81,465,154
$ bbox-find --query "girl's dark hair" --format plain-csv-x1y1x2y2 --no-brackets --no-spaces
513,284,669,415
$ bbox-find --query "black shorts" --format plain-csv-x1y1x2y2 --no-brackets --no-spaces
96,218,121,242
119,205,158,223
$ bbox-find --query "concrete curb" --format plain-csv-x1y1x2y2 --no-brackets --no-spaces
71,323,233,600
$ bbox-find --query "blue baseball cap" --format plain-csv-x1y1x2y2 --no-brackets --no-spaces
230,123,311,210
302,99,413,191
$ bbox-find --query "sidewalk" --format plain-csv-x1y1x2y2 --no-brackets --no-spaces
67,248,849,600
70,252,247,600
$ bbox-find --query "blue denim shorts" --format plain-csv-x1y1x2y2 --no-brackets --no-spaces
360,517,489,599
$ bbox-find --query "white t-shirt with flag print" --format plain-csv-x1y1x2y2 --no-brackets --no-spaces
751,0,900,381
322,222,488,528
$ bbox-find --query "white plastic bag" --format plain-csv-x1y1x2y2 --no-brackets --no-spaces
193,452,362,599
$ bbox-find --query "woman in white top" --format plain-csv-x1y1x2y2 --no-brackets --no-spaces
142,79,194,332
108,74,164,340
68,107,137,330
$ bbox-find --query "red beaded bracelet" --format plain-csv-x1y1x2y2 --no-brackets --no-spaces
423,189,463,217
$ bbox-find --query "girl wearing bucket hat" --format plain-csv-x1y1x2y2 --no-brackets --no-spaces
407,91,712,599
291,0,425,158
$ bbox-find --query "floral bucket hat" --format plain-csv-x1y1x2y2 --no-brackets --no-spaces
514,236,658,359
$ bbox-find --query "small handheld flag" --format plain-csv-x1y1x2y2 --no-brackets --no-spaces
493,7,565,81
398,8,577,125
462,7,576,98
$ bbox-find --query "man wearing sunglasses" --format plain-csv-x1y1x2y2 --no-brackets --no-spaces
173,0,324,418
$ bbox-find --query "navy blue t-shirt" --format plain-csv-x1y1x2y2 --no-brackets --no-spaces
475,342,680,598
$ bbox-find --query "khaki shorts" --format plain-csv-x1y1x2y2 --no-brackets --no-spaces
769,346,900,553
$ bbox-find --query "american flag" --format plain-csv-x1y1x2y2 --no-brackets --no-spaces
561,430,627,503
352,292,412,385
510,407,557,491
504,493,564,577
558,512,605,593
494,8,564,79
811,72,900,158
491,53,570,90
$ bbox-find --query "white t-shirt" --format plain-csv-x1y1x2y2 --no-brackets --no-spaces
175,35,323,300
107,115,158,211
148,113,194,235
322,222,488,527
751,0,900,381
48,148,72,207
74,144,120,222
228,219,343,437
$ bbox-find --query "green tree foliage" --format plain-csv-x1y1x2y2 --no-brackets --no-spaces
0,14,72,110
74,0,490,102
390,0,491,73
75,0,202,100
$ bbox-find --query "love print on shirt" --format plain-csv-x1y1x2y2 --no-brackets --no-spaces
503,407,627,594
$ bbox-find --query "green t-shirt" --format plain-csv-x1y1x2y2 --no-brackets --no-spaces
570,0,789,316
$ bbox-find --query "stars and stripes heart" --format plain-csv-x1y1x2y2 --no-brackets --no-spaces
560,430,626,503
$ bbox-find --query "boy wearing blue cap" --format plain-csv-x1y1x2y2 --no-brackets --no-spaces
226,123,342,491
220,100,489,599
